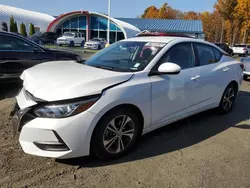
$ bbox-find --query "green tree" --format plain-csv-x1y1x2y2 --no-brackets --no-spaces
1,22,8,31
14,21,18,33
9,15,15,32
20,23,27,36
29,23,35,36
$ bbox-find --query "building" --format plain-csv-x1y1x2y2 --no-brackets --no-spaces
46,11,141,42
0,5,204,42
118,18,204,39
0,5,54,32
47,11,204,43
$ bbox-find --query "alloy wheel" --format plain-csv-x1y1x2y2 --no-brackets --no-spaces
103,115,135,154
222,87,235,111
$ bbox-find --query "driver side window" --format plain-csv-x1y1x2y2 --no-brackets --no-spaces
0,35,34,51
159,43,195,70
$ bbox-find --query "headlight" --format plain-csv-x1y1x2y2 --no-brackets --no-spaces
33,97,99,118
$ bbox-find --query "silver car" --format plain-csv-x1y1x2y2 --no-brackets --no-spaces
241,57,250,80
84,38,106,50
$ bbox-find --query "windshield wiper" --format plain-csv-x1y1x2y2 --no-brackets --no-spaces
93,65,114,70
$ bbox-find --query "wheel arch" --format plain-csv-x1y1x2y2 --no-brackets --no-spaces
89,103,144,151
229,80,239,93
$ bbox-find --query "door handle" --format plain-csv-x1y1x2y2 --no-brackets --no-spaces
223,67,230,72
191,75,200,81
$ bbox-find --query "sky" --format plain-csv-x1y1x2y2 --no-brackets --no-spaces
1,0,217,18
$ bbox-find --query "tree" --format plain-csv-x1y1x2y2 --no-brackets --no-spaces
158,3,168,18
14,21,18,33
184,11,200,20
1,22,8,31
20,23,27,36
29,23,35,36
214,0,238,45
234,0,250,43
9,15,15,32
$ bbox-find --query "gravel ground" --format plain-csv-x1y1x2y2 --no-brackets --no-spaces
0,80,250,188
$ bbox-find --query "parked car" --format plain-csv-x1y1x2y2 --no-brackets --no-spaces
29,32,58,45
247,45,250,55
12,35,243,160
0,31,82,83
57,32,85,47
84,38,106,49
240,57,250,80
214,43,233,56
232,44,248,57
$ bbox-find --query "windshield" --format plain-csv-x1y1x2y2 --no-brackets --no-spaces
85,41,166,72
63,32,74,37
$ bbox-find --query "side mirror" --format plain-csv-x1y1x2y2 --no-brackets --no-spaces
33,46,41,52
157,62,181,75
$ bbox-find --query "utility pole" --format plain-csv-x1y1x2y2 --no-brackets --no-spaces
107,0,111,45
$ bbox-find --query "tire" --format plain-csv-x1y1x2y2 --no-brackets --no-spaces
69,41,74,47
81,41,85,47
217,83,237,114
243,75,248,81
98,45,101,50
91,108,142,160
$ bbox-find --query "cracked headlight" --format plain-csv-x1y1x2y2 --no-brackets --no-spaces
33,97,99,118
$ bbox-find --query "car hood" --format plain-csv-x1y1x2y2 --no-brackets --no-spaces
21,61,133,101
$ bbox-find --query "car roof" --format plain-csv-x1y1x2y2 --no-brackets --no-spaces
125,36,208,44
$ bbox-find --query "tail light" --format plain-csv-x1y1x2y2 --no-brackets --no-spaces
243,48,247,51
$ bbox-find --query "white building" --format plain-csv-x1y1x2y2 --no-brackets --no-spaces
0,4,55,32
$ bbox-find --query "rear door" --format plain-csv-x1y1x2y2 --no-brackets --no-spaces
193,43,228,105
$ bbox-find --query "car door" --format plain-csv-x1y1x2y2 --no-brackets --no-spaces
150,42,202,127
193,43,226,106
0,34,51,78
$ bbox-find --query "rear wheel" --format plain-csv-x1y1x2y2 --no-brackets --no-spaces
91,108,141,160
218,83,237,114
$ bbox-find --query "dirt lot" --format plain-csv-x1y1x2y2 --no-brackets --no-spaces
0,81,250,188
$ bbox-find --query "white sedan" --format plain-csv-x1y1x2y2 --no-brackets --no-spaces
13,35,243,160
84,38,106,49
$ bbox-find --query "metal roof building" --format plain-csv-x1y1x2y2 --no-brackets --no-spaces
117,18,204,39
0,5,54,32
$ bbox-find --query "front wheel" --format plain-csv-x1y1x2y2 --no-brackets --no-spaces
217,83,237,114
91,108,141,160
